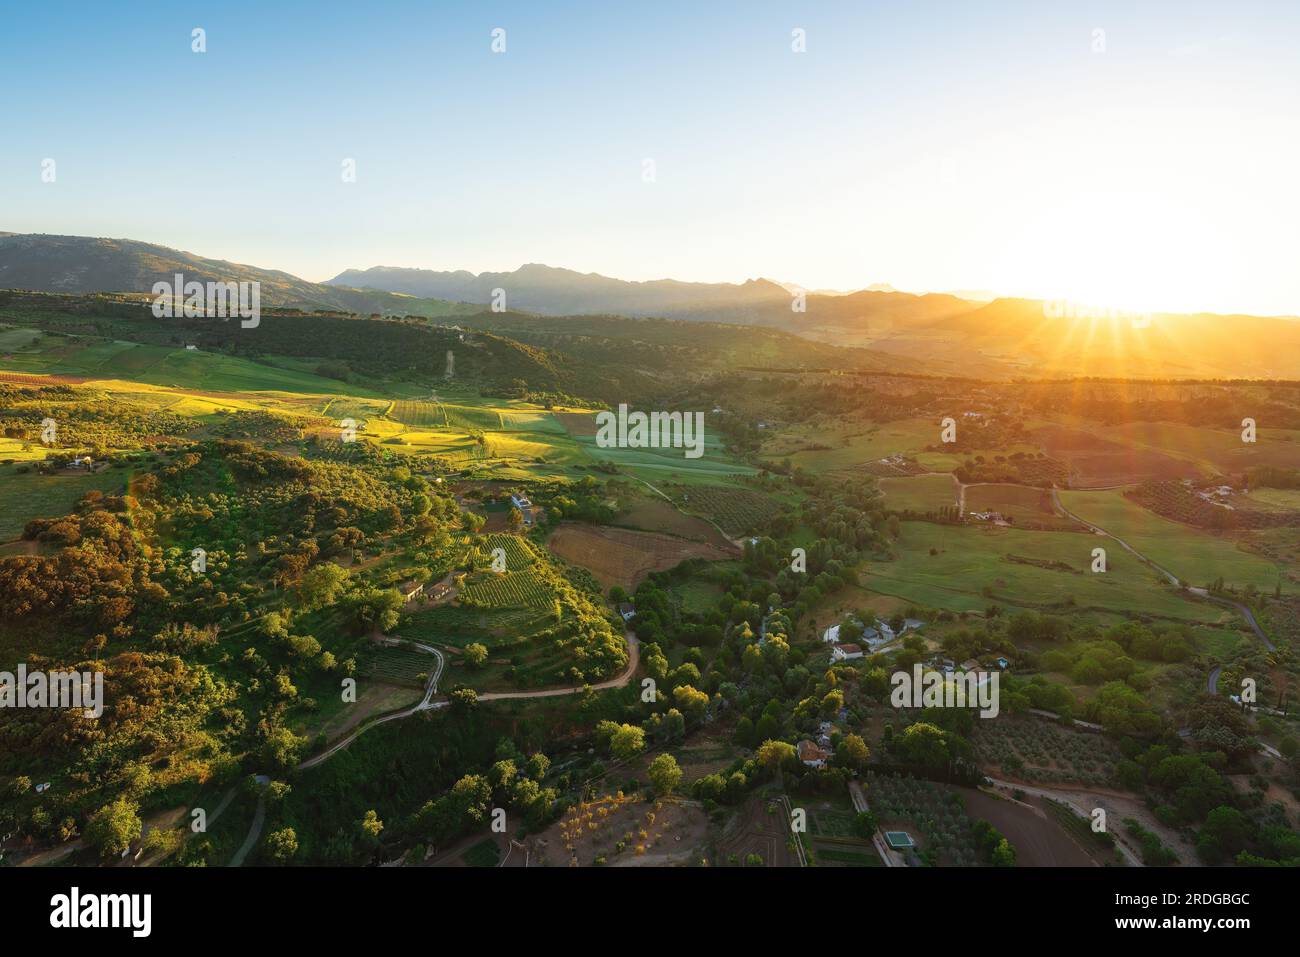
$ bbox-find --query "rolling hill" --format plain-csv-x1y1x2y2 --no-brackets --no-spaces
0,233,476,319
5,232,1300,380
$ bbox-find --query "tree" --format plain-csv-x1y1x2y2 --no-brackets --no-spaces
449,688,478,713
294,562,349,611
349,585,403,633
756,739,797,777
1198,806,1251,863
853,810,879,838
265,827,298,863
464,643,489,667
673,683,709,720
891,722,952,772
610,724,646,761
508,507,524,532
85,798,142,859
835,733,870,771
648,753,682,795
489,759,518,795
359,810,384,839
526,752,551,780
991,838,1016,867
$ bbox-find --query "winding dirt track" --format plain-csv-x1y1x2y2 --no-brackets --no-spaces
297,632,638,767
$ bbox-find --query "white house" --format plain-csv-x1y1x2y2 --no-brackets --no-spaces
831,643,863,662
821,624,841,644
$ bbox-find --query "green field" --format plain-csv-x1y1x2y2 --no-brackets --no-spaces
863,521,1230,622
963,483,1077,529
3,333,382,396
0,465,131,540
880,473,958,513
1060,489,1288,593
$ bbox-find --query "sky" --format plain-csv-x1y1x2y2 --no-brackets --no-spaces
2,0,1299,316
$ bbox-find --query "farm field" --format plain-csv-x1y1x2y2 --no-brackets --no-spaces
533,793,709,866
555,409,757,485
1059,489,1289,593
3,333,380,396
880,473,958,514
1245,488,1300,512
614,496,734,546
863,521,1228,621
547,522,736,590
972,716,1123,787
960,789,1096,867
0,464,131,540
459,568,555,609
772,416,939,472
667,483,784,537
715,795,797,867
963,482,1078,529
864,773,984,866
1098,420,1300,476
1032,422,1201,486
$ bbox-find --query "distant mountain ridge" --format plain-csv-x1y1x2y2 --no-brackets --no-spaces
326,263,792,317
4,231,1300,380
0,233,475,319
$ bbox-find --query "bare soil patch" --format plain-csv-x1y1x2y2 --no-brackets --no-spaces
962,788,1096,867
615,497,733,547
547,522,734,590
715,795,796,867
531,793,709,866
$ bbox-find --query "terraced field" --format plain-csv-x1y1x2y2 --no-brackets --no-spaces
363,646,434,687
459,567,555,608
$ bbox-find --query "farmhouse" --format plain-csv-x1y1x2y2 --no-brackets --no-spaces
509,493,542,526
64,456,107,473
398,580,425,604
797,739,829,769
617,602,636,622
831,643,863,662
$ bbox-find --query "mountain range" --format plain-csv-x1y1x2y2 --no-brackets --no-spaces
3,231,1300,380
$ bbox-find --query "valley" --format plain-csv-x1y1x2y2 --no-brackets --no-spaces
1,287,1297,872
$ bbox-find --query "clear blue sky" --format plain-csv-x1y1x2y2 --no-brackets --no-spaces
3,0,1298,314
